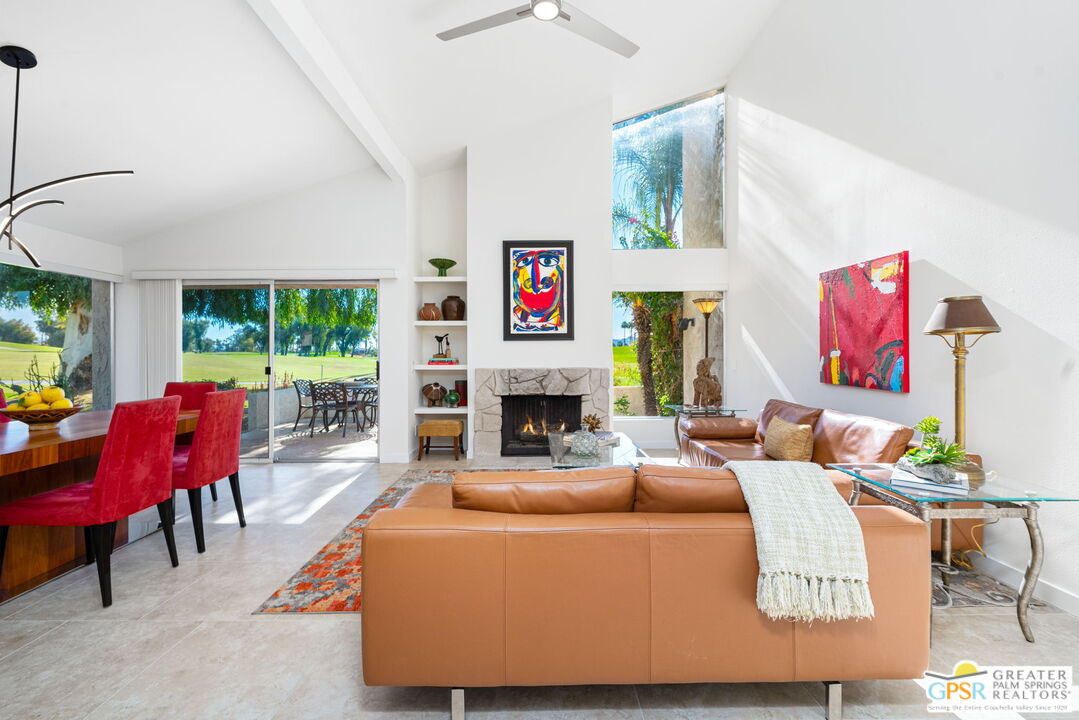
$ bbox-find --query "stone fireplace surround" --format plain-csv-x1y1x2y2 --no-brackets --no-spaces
473,368,611,458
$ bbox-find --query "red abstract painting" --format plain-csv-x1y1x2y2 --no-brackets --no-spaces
819,251,909,393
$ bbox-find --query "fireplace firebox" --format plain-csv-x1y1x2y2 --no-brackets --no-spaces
500,395,582,456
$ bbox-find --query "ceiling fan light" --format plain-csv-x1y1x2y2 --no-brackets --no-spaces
532,0,561,21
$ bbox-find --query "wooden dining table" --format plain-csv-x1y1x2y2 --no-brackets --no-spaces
0,408,199,601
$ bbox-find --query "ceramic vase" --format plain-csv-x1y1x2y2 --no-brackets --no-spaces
441,295,465,321
419,302,442,321
454,380,467,407
444,390,460,408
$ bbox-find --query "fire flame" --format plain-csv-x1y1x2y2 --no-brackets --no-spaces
519,417,566,436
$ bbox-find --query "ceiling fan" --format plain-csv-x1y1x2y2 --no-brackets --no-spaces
436,0,639,58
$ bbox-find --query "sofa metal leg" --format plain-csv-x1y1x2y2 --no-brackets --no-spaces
823,681,842,720
451,688,464,720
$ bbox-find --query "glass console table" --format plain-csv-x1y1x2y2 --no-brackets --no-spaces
551,431,648,469
829,462,1078,642
664,405,746,464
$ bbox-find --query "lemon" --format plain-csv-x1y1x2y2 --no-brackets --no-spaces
5,403,22,411
41,387,65,403
50,398,73,409
21,392,42,407
27,403,50,411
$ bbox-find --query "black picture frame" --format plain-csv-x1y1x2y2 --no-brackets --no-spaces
502,240,575,341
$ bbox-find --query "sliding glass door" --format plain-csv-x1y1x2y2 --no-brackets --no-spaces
181,283,272,459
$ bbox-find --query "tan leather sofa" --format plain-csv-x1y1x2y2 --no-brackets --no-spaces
362,465,930,718
679,399,982,552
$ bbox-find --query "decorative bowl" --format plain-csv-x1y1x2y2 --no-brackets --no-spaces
428,258,457,277
0,405,83,430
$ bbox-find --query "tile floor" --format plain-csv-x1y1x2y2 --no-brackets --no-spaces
1,459,1076,719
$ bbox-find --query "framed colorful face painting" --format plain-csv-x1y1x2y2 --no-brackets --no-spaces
819,251,909,393
503,240,574,341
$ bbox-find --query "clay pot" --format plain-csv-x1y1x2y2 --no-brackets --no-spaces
419,302,442,321
422,382,447,407
441,295,465,321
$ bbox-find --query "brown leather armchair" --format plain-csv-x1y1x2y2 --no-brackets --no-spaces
362,466,930,719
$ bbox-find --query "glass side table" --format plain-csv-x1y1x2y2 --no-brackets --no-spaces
664,405,746,464
550,431,648,469
829,462,1079,642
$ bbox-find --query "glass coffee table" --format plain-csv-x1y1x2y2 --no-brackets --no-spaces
550,432,649,469
664,405,746,463
829,462,1079,642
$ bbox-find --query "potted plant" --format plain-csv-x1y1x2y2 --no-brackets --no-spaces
898,416,968,483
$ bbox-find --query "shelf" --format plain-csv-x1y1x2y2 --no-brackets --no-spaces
414,320,467,327
413,276,467,283
414,407,468,415
414,364,467,371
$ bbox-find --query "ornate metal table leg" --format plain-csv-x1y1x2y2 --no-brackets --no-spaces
1018,504,1043,643
939,511,952,587
849,479,862,506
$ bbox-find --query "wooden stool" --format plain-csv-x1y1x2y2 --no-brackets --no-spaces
417,420,464,461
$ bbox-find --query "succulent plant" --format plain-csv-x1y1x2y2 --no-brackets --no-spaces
581,413,602,432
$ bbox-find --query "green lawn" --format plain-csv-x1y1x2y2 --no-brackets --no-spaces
182,352,377,384
613,344,642,386
0,342,63,398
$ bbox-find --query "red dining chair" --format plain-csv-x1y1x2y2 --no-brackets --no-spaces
163,382,221,501
0,397,182,607
0,391,8,421
172,389,246,553
163,382,216,410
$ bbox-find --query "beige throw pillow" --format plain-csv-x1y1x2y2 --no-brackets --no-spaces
762,416,814,462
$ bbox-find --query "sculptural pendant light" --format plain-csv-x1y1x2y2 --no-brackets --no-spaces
0,45,132,267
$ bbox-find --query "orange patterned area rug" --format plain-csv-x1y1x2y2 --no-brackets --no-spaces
256,469,456,613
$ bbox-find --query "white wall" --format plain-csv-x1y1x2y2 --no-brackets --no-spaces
419,164,467,275
726,0,1079,608
121,167,416,462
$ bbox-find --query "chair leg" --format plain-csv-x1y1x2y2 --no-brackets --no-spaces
187,488,206,553
453,435,459,461
228,472,246,528
209,482,218,502
157,498,179,567
416,435,424,461
293,404,303,432
83,526,94,565
89,523,114,608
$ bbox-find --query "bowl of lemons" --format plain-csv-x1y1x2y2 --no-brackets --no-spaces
0,387,81,430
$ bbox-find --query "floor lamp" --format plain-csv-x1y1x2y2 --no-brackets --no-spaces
922,296,1001,450
692,297,720,360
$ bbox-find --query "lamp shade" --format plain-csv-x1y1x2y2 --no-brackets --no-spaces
922,296,1001,336
693,297,720,316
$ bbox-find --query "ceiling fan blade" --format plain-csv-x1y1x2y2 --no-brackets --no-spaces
555,2,639,58
436,4,533,42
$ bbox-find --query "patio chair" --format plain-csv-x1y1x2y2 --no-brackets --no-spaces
357,386,379,431
292,379,316,432
310,382,362,438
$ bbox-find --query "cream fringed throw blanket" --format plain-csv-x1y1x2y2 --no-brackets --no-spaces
723,460,875,623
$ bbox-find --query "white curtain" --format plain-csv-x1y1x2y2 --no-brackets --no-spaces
138,279,181,399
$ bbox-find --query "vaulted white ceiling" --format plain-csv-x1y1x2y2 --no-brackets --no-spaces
0,0,779,246
0,0,376,244
305,0,781,172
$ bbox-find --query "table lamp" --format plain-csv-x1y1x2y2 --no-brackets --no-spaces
922,296,1000,448
692,297,721,360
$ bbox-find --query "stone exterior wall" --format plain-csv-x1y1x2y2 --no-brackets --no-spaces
473,367,610,458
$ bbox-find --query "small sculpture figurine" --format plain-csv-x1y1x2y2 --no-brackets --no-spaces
434,333,450,358
581,413,602,432
422,382,448,407
692,357,723,407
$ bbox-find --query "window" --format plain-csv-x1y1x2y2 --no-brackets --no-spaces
612,91,725,250
612,291,724,417
0,263,112,409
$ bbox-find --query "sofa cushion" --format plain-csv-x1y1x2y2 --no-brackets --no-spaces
452,467,636,514
635,465,748,512
761,417,814,461
811,409,914,464
756,399,823,443
689,438,772,465
678,416,758,439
